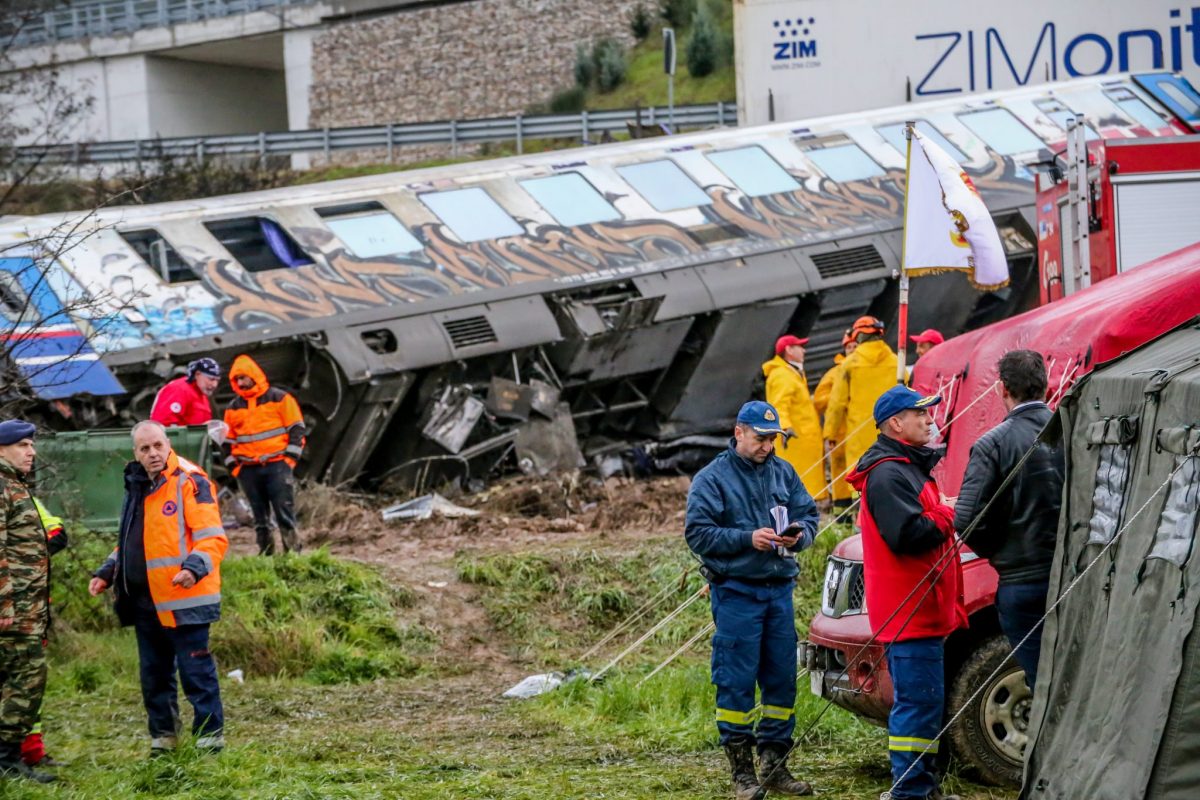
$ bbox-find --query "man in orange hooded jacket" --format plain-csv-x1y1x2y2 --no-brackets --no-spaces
221,355,306,555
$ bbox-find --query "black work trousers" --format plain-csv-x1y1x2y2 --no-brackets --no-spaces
237,460,301,555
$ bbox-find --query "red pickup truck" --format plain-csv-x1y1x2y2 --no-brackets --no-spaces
800,232,1200,785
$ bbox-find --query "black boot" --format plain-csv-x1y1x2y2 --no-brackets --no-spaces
0,742,55,783
758,742,812,796
723,740,763,800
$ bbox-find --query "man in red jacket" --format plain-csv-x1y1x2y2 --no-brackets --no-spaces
150,359,221,427
847,386,967,800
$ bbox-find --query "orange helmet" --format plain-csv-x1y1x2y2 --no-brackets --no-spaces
841,329,854,347
851,316,885,336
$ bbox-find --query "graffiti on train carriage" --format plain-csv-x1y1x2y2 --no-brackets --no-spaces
141,155,1030,330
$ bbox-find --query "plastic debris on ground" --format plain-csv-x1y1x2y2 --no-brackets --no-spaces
501,668,593,699
381,493,481,522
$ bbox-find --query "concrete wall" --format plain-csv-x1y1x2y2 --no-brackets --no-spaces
308,0,643,128
144,57,288,137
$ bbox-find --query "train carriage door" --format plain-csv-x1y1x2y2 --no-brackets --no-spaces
0,257,124,400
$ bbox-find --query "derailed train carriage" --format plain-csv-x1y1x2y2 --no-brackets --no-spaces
1,73,1196,488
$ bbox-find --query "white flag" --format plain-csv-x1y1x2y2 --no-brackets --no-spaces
903,129,1009,290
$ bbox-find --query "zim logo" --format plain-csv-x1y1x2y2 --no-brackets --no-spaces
773,16,817,61
162,501,178,517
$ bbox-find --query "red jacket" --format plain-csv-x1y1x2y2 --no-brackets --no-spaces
150,377,213,426
847,435,967,643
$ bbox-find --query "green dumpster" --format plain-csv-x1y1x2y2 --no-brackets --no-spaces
34,426,212,531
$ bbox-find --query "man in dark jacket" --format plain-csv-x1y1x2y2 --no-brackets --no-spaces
847,387,965,800
686,401,820,800
953,350,1063,690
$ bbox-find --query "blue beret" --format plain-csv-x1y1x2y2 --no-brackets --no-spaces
0,419,36,446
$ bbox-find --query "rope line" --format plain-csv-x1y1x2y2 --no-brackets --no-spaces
886,446,1196,795
579,570,689,662
636,620,716,687
589,586,707,682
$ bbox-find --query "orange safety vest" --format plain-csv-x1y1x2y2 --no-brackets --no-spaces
104,450,228,628
223,354,305,476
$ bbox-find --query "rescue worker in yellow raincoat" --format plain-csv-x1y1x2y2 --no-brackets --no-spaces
761,335,825,500
822,317,899,476
813,330,857,513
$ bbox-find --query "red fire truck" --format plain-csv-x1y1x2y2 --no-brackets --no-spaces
800,86,1200,786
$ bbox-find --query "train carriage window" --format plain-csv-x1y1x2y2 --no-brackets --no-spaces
0,272,29,322
706,146,800,197
798,140,884,182
616,160,712,212
957,107,1045,155
877,121,967,163
203,217,314,272
419,187,523,243
316,202,424,257
1105,87,1169,130
1035,99,1099,140
519,173,621,227
119,229,196,284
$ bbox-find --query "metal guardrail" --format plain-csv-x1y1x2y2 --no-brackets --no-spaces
7,0,315,47
17,102,737,165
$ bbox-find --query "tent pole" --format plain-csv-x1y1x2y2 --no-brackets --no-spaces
897,120,915,385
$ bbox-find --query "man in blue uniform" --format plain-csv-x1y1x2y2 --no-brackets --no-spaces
685,401,820,799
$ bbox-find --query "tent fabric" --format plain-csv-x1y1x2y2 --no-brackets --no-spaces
1021,319,1200,800
912,242,1200,496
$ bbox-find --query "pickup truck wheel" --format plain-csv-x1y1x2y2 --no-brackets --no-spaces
947,634,1028,787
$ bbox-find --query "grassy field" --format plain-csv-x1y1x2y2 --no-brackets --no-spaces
14,513,1018,799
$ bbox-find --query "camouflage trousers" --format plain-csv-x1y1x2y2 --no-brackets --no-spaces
0,635,47,744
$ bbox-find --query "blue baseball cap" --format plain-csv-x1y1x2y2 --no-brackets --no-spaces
873,386,941,426
736,401,785,435
0,419,36,446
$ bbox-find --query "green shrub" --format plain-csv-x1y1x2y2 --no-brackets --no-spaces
660,0,696,28
686,6,718,78
573,43,594,88
549,85,587,113
630,3,653,40
594,38,629,93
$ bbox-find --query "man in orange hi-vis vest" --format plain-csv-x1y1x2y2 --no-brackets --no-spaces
221,355,306,555
89,420,228,755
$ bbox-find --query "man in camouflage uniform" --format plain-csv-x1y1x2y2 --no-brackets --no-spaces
0,419,55,783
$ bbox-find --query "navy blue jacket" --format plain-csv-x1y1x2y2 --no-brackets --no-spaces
685,440,820,581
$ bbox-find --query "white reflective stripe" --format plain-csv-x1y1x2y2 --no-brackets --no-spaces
147,556,184,570
155,593,221,612
177,479,187,563
15,353,100,366
232,427,288,443
192,551,214,573
284,445,302,456
177,456,201,473
192,526,225,541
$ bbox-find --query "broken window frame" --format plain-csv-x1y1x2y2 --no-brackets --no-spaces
203,215,315,273
118,228,196,284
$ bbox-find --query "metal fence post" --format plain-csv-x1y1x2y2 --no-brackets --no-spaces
649,106,656,126
323,126,331,162
581,109,588,146
450,118,458,157
258,131,267,168
386,123,395,162
157,0,167,26
717,101,725,126
197,140,205,163
515,114,523,155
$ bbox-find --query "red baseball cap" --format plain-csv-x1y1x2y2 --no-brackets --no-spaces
775,334,809,355
910,329,945,345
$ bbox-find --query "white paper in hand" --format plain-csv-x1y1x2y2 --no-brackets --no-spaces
770,505,793,559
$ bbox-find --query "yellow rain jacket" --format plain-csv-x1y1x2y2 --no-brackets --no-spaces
823,339,899,473
813,355,851,502
762,356,825,499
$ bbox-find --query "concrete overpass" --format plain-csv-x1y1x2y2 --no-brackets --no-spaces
2,0,428,143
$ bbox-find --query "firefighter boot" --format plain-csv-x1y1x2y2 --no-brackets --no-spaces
758,742,812,796
0,742,55,783
280,526,302,554
723,740,764,800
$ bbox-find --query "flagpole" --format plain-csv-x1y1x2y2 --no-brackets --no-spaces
897,120,915,385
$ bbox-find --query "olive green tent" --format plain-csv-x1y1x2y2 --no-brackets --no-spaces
1023,318,1200,800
